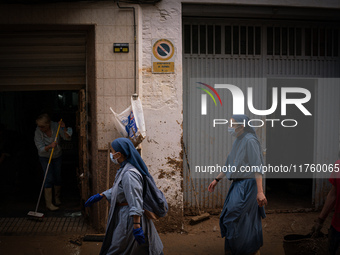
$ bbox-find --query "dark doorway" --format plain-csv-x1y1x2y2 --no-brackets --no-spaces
0,90,80,217
265,79,316,209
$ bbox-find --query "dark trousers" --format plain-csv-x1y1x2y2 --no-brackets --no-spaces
39,156,62,188
329,225,340,255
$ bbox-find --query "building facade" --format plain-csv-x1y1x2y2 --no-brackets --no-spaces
0,0,339,230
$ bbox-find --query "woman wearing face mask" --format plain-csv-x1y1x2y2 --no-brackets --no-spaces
84,138,164,255
208,115,267,255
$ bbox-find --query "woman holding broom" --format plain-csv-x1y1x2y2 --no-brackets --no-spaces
34,113,72,211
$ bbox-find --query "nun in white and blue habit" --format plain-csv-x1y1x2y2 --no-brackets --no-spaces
85,138,164,255
214,115,267,255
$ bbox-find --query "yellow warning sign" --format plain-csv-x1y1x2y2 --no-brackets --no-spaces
153,62,174,73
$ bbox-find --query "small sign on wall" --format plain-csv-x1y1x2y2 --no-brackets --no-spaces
113,43,129,53
152,39,175,73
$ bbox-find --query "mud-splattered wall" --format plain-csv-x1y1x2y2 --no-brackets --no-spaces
138,0,184,229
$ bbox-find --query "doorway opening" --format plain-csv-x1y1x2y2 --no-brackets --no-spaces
265,79,316,210
0,90,82,217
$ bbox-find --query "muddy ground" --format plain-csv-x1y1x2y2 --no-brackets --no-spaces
0,212,332,255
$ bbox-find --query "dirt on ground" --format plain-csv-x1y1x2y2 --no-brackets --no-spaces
0,212,333,255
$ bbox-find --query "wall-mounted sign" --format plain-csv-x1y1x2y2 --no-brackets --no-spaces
152,39,175,73
113,43,129,53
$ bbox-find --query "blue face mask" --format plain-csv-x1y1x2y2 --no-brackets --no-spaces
228,127,239,137
110,152,120,164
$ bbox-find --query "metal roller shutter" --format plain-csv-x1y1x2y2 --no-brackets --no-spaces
0,30,86,91
183,17,340,212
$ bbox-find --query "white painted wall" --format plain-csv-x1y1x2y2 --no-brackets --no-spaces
139,0,183,210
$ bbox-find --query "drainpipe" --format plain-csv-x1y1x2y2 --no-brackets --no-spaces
117,0,138,100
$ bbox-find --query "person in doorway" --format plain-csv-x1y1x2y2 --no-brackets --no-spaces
208,114,267,255
84,138,164,255
34,113,72,211
310,154,340,255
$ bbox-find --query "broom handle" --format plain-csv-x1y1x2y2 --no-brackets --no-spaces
34,119,62,213
183,144,202,215
48,120,62,164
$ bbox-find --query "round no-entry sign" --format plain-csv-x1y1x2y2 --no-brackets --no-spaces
153,39,175,61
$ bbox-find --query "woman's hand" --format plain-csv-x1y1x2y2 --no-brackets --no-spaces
50,141,58,148
310,217,324,238
133,227,145,245
257,192,267,207
84,193,103,207
59,120,66,128
45,141,57,152
208,180,218,193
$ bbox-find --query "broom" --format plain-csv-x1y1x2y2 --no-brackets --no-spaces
28,119,62,219
183,144,210,224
